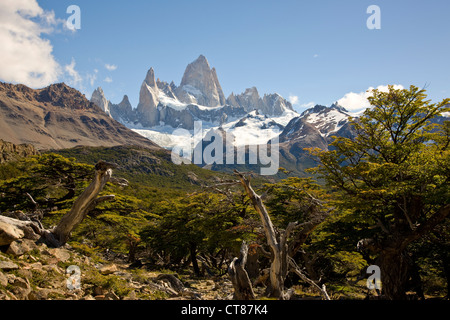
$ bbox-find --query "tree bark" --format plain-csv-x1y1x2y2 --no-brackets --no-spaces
189,242,201,276
52,161,116,245
379,247,410,300
228,241,256,300
235,171,296,300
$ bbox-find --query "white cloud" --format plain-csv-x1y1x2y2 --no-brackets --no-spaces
337,84,404,111
86,69,98,87
64,58,82,87
104,77,113,83
0,0,63,88
313,54,319,58
105,64,117,71
288,95,299,105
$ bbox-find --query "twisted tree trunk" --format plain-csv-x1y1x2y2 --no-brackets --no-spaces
228,241,255,300
235,171,295,299
52,161,117,245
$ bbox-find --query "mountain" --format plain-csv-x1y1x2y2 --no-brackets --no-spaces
175,54,226,107
90,87,111,116
277,104,356,175
0,82,160,151
227,87,294,116
94,55,298,145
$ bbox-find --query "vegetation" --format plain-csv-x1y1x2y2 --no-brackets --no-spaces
0,85,448,300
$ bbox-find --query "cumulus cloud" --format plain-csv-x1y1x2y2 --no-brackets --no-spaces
288,95,299,105
337,84,404,111
104,77,113,83
0,0,64,88
105,64,117,71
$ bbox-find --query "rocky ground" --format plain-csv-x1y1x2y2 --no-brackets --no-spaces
0,238,243,300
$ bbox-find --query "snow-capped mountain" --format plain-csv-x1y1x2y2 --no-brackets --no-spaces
280,103,353,142
93,55,298,150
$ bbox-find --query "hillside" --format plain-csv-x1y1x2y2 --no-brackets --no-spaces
0,82,159,151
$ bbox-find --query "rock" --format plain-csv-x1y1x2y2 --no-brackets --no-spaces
91,87,111,116
136,68,160,127
0,271,8,287
156,274,185,294
0,139,39,164
6,239,37,256
0,260,19,271
9,276,31,300
0,220,24,246
98,264,118,275
93,285,106,296
17,269,32,280
176,55,226,107
80,294,96,300
48,248,71,262
105,291,120,300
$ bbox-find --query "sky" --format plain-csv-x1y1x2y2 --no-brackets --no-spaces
1,0,449,113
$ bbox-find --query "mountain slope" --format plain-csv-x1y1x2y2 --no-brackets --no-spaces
0,82,159,151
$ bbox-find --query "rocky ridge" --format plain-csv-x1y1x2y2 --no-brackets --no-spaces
0,82,160,151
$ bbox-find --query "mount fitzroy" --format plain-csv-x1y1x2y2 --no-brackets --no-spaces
94,55,296,131
92,55,358,175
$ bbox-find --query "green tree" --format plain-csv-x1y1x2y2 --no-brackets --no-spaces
0,154,92,212
141,192,254,275
309,85,450,299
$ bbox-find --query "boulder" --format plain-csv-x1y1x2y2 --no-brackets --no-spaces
9,276,31,300
0,271,8,287
98,264,118,275
0,220,24,246
48,248,71,262
0,260,19,271
6,239,38,256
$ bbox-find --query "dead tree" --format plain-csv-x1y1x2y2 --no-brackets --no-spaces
0,160,124,248
234,170,330,300
52,161,118,245
228,241,256,300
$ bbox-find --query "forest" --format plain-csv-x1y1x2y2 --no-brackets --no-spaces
0,85,449,300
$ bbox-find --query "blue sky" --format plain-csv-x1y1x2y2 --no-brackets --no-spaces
1,0,449,112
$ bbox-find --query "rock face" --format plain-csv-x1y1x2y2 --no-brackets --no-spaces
101,55,296,132
176,55,226,107
137,68,160,127
109,95,135,124
227,88,294,116
90,87,110,116
0,82,160,151
0,139,39,163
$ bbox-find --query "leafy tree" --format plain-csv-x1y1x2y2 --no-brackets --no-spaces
0,154,92,212
308,85,450,299
141,192,254,275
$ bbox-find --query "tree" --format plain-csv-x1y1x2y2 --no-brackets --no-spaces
308,85,450,299
234,171,331,300
52,161,118,245
140,192,253,275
